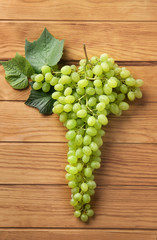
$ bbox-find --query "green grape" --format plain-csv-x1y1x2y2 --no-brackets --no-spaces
87,116,96,126
83,135,92,145
76,148,84,158
101,62,110,72
54,83,64,91
73,103,81,113
135,88,142,98
68,181,77,188
94,120,102,130
98,114,108,125
53,104,64,114
60,75,71,84
50,77,58,86
81,183,88,192
66,130,76,140
105,70,114,78
71,65,77,71
45,72,53,83
91,161,101,169
65,95,75,104
61,65,72,75
30,74,37,81
110,103,119,115
135,79,143,87
108,77,118,88
42,82,50,92
67,150,75,157
74,193,82,201
66,119,77,129
125,77,136,86
96,102,105,111
95,87,103,95
58,96,66,104
69,166,78,175
65,173,75,181
107,58,114,68
79,59,86,66
128,91,135,101
78,79,88,88
83,146,92,156
117,93,125,102
64,87,72,96
74,210,81,218
81,214,88,222
90,142,98,151
86,209,94,217
100,53,108,61
86,127,97,137
93,65,103,76
41,65,51,75
33,82,42,90
86,87,95,95
85,204,91,210
75,134,83,146
82,154,90,163
59,112,67,122
103,84,112,95
120,84,128,94
119,102,129,110
76,163,83,172
83,194,91,203
35,74,44,82
94,79,102,87
84,168,92,177
77,109,87,118
71,72,80,82
88,97,97,107
72,187,79,194
99,95,109,104
68,155,77,164
64,104,73,112
70,199,78,206
87,180,96,189
90,56,98,64
51,91,61,99
120,69,130,79
77,87,85,95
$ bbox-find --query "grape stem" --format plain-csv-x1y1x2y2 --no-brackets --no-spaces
83,44,89,63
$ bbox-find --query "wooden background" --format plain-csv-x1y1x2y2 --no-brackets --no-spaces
0,0,157,239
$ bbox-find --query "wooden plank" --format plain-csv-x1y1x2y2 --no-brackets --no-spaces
0,102,155,143
0,229,156,240
0,22,157,61
0,0,156,21
0,143,156,186
0,185,157,228
0,65,155,102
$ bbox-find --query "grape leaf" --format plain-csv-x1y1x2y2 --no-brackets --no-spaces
25,28,64,73
0,53,34,89
25,87,55,115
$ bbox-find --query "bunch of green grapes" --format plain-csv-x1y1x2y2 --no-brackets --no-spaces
32,53,143,222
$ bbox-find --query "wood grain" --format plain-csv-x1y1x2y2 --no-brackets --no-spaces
0,0,156,21
0,229,156,240
0,65,155,102
0,102,155,143
0,185,157,228
0,143,156,186
0,22,157,61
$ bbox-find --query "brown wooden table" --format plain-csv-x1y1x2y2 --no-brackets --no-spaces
0,1,157,239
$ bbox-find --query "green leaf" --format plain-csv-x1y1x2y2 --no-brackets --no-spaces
25,88,55,115
25,28,64,73
0,53,34,89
